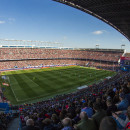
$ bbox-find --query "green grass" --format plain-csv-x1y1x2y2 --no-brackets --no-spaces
0,66,116,105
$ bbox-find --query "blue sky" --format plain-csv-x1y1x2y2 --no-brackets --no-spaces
0,0,129,51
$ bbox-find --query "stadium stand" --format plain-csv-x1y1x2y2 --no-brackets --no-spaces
124,53,130,57
0,48,123,71
0,112,14,129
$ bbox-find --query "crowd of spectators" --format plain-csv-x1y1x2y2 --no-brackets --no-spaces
18,71,130,130
0,60,76,70
124,53,130,57
86,61,119,71
0,60,119,71
0,87,8,103
0,113,13,129
0,48,122,61
0,48,123,70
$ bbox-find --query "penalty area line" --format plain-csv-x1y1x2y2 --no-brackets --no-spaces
7,75,20,102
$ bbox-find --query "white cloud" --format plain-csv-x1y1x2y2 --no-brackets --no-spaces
0,21,5,24
92,30,103,35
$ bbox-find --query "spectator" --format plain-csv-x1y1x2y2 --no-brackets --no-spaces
74,111,97,130
81,102,93,118
22,119,40,130
62,118,73,130
99,117,117,130
92,102,107,129
42,118,55,130
112,107,129,129
106,100,117,116
116,93,129,111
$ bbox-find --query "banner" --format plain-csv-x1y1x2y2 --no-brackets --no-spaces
2,83,9,86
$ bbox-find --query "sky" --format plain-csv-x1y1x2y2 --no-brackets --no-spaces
0,0,130,51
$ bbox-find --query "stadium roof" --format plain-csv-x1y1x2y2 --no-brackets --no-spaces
53,0,130,41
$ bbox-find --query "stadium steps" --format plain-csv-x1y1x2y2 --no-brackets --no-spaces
7,118,19,130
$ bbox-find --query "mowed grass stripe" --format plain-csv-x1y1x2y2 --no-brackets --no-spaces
10,71,39,99
30,69,79,90
6,71,34,100
38,69,77,88
21,70,58,93
42,68,104,89
33,71,65,90
29,69,75,92
38,70,79,91
17,72,46,95
7,74,29,100
4,73,29,100
25,69,72,92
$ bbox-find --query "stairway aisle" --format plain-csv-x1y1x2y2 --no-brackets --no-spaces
7,118,19,130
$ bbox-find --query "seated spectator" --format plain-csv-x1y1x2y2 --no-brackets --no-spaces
51,114,60,126
107,89,115,99
42,118,55,130
74,111,97,130
112,106,129,130
0,113,13,130
67,103,76,118
106,100,117,116
24,114,29,122
73,107,81,124
99,116,117,130
62,117,73,130
116,93,129,111
81,102,93,118
22,119,40,130
60,109,67,120
92,102,107,129
96,98,105,110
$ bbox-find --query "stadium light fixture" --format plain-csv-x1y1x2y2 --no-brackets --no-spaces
121,44,125,49
95,44,99,49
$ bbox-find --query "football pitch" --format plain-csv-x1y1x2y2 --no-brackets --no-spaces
1,66,116,105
